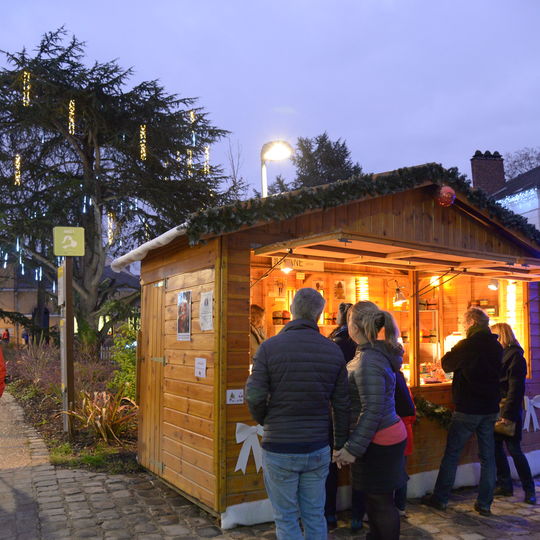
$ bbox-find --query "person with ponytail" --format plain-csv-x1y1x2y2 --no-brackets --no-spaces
333,301,407,540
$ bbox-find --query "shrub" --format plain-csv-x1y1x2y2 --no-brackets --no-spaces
108,323,137,401
64,384,138,445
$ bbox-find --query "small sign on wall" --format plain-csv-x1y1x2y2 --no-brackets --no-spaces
199,291,213,331
226,389,244,405
177,290,192,341
194,357,207,378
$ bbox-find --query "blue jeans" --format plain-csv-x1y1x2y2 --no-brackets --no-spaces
262,446,330,540
433,411,498,509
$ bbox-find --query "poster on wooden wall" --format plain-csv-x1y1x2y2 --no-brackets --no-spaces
199,290,213,331
177,290,192,341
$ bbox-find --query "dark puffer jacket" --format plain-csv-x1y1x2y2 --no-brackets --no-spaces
441,327,502,414
246,318,350,449
499,344,527,422
344,341,403,458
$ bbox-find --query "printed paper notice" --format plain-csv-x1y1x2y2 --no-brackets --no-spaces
199,291,213,331
226,389,244,405
176,290,192,341
195,357,207,378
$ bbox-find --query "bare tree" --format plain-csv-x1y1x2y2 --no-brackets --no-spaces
504,146,540,180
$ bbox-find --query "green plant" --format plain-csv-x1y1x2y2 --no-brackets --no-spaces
108,323,137,401
64,384,138,444
414,396,453,429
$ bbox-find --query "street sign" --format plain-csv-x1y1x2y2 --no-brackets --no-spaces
53,227,85,256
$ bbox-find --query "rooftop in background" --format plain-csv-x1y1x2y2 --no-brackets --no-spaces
493,165,540,199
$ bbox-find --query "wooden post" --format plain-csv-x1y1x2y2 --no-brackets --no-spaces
61,257,75,437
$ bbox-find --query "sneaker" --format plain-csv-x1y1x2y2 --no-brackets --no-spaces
524,492,537,505
350,519,363,533
474,502,492,516
421,494,447,511
494,486,513,497
325,515,338,530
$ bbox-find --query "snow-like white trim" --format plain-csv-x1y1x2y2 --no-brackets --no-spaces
110,226,186,272
220,498,274,529
220,449,540,529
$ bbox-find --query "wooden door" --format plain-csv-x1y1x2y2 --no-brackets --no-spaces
138,280,165,474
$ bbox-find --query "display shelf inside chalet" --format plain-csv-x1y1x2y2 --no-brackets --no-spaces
112,163,540,528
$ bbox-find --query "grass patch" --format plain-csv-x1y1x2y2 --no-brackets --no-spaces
49,440,142,474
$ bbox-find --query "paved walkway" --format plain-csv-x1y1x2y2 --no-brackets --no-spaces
1,392,540,539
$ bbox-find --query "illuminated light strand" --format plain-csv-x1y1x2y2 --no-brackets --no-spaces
187,149,193,176
68,99,76,135
22,71,31,106
139,124,147,161
14,154,21,185
355,276,369,302
3,253,7,270
203,145,210,175
107,212,115,245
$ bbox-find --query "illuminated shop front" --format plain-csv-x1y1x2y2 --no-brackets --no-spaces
112,163,540,528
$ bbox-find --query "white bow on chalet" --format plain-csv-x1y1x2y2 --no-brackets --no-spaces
235,423,264,474
523,395,540,432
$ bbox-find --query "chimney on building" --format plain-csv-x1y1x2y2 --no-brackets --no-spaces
470,150,505,195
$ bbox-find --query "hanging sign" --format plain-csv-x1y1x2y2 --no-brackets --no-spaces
199,291,213,331
194,357,207,378
176,290,192,341
271,257,324,272
53,227,85,256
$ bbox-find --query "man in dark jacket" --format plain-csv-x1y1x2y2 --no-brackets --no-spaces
246,288,350,540
422,307,502,516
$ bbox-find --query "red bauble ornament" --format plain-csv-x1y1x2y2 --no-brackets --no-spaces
436,185,456,207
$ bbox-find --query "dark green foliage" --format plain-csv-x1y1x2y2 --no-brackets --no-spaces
414,396,453,430
291,132,362,188
184,162,540,248
108,323,137,401
0,28,228,340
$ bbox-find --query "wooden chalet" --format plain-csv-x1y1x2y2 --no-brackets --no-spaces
112,163,540,528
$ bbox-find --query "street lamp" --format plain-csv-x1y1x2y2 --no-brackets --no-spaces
260,140,294,197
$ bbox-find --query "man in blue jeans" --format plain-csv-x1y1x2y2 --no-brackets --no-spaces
422,307,502,516
246,288,350,540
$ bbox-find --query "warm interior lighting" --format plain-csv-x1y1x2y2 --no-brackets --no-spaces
430,275,440,287
355,276,369,302
281,259,294,274
507,281,516,328
261,140,294,161
488,279,499,291
393,288,407,306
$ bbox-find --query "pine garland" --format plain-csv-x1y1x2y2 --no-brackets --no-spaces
414,396,453,430
183,163,540,248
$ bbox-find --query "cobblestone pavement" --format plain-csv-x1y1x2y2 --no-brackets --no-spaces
1,392,540,539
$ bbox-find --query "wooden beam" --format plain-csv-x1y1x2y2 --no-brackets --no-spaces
252,231,344,256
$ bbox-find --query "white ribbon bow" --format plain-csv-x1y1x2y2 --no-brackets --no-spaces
523,395,540,432
235,423,264,474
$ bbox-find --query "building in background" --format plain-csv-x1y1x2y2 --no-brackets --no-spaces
471,150,540,229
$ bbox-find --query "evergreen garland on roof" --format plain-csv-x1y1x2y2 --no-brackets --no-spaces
184,163,540,247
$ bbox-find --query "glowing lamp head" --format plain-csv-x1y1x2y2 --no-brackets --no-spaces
281,259,294,274
488,279,499,291
261,140,294,162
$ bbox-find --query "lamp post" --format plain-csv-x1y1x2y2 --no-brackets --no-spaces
260,140,294,197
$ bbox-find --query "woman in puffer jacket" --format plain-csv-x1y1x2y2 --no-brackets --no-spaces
333,301,407,540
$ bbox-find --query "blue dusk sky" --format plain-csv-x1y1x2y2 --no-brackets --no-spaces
3,0,540,194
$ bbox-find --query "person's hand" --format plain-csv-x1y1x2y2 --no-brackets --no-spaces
499,417,512,425
333,447,356,469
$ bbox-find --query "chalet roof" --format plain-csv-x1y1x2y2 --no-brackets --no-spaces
492,165,540,200
112,163,540,272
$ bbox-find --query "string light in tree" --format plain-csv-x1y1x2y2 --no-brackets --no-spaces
22,71,31,106
203,145,210,175
14,154,21,185
107,212,115,245
2,253,7,270
140,124,147,161
68,99,76,135
187,149,193,176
